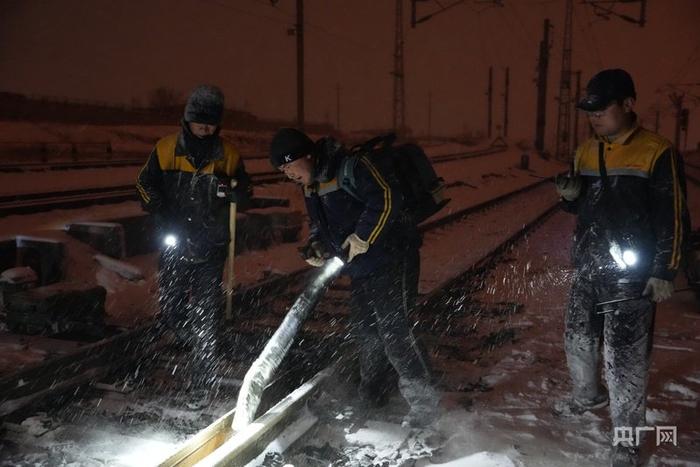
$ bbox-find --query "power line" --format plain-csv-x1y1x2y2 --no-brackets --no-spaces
213,0,376,52
206,0,290,26
582,0,647,27
576,2,604,69
670,40,700,84
500,2,538,52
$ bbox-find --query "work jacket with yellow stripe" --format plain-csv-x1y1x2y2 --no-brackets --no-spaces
562,125,687,281
304,149,408,278
136,130,251,261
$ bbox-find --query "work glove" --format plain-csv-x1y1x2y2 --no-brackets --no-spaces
555,174,582,201
642,277,674,302
299,239,330,267
341,233,369,263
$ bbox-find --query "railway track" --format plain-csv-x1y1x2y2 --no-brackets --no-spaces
0,155,145,173
0,145,508,216
0,176,559,465
684,161,700,186
0,172,288,216
158,182,561,466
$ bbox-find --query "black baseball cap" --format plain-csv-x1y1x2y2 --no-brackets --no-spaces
270,128,314,169
577,69,637,112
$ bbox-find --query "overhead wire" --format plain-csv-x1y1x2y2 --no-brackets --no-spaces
577,1,605,69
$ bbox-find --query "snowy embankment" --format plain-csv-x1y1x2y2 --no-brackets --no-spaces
0,120,565,327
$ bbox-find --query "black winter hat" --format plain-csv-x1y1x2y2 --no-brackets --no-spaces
577,69,636,112
270,128,315,169
184,85,225,125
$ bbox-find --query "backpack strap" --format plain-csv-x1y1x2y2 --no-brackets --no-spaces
337,155,363,202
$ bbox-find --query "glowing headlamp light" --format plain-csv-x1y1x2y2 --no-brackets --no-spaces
609,241,638,270
163,234,178,248
622,249,637,266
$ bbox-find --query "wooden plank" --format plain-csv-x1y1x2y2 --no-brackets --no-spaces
196,365,333,467
156,406,237,467
157,365,333,467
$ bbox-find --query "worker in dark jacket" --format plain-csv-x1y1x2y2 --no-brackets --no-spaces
269,128,439,428
555,69,688,467
136,85,251,407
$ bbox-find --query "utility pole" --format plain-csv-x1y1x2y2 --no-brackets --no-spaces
392,0,406,136
654,109,660,133
555,0,574,161
336,83,341,132
534,18,551,153
573,70,581,149
296,0,304,129
503,66,510,138
487,66,493,139
669,92,684,150
428,91,432,141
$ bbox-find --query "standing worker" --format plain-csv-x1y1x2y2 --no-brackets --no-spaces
555,69,688,467
136,84,252,408
269,128,440,428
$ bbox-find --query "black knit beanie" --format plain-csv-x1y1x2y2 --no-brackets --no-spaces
184,85,224,125
270,128,315,169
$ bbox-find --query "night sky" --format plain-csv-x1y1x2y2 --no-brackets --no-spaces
1,0,699,147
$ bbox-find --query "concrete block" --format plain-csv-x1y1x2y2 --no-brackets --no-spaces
0,237,16,273
65,222,126,258
5,283,106,337
15,236,64,286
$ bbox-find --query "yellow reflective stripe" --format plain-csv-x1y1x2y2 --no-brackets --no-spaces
669,151,682,269
136,159,152,203
360,157,391,244
135,182,150,203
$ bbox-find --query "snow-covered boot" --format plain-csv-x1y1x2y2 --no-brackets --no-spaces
399,377,440,428
553,391,609,416
604,316,653,443
610,444,640,467
565,329,607,399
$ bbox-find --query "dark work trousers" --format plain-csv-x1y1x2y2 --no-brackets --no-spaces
349,246,439,412
565,270,655,437
157,247,226,388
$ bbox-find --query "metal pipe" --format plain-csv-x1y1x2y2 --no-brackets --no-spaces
596,286,695,313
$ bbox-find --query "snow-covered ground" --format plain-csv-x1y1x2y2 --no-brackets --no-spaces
2,121,698,465
283,195,700,466
0,134,564,327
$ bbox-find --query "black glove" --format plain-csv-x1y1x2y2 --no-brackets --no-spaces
298,239,331,267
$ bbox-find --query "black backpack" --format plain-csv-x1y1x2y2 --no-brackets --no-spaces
337,134,449,224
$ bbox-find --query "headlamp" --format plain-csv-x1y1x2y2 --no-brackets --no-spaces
163,234,178,248
622,249,637,266
609,241,638,270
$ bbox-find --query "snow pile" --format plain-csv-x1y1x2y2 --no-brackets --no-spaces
93,254,144,281
0,266,38,284
419,451,520,467
343,421,440,466
662,382,699,400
